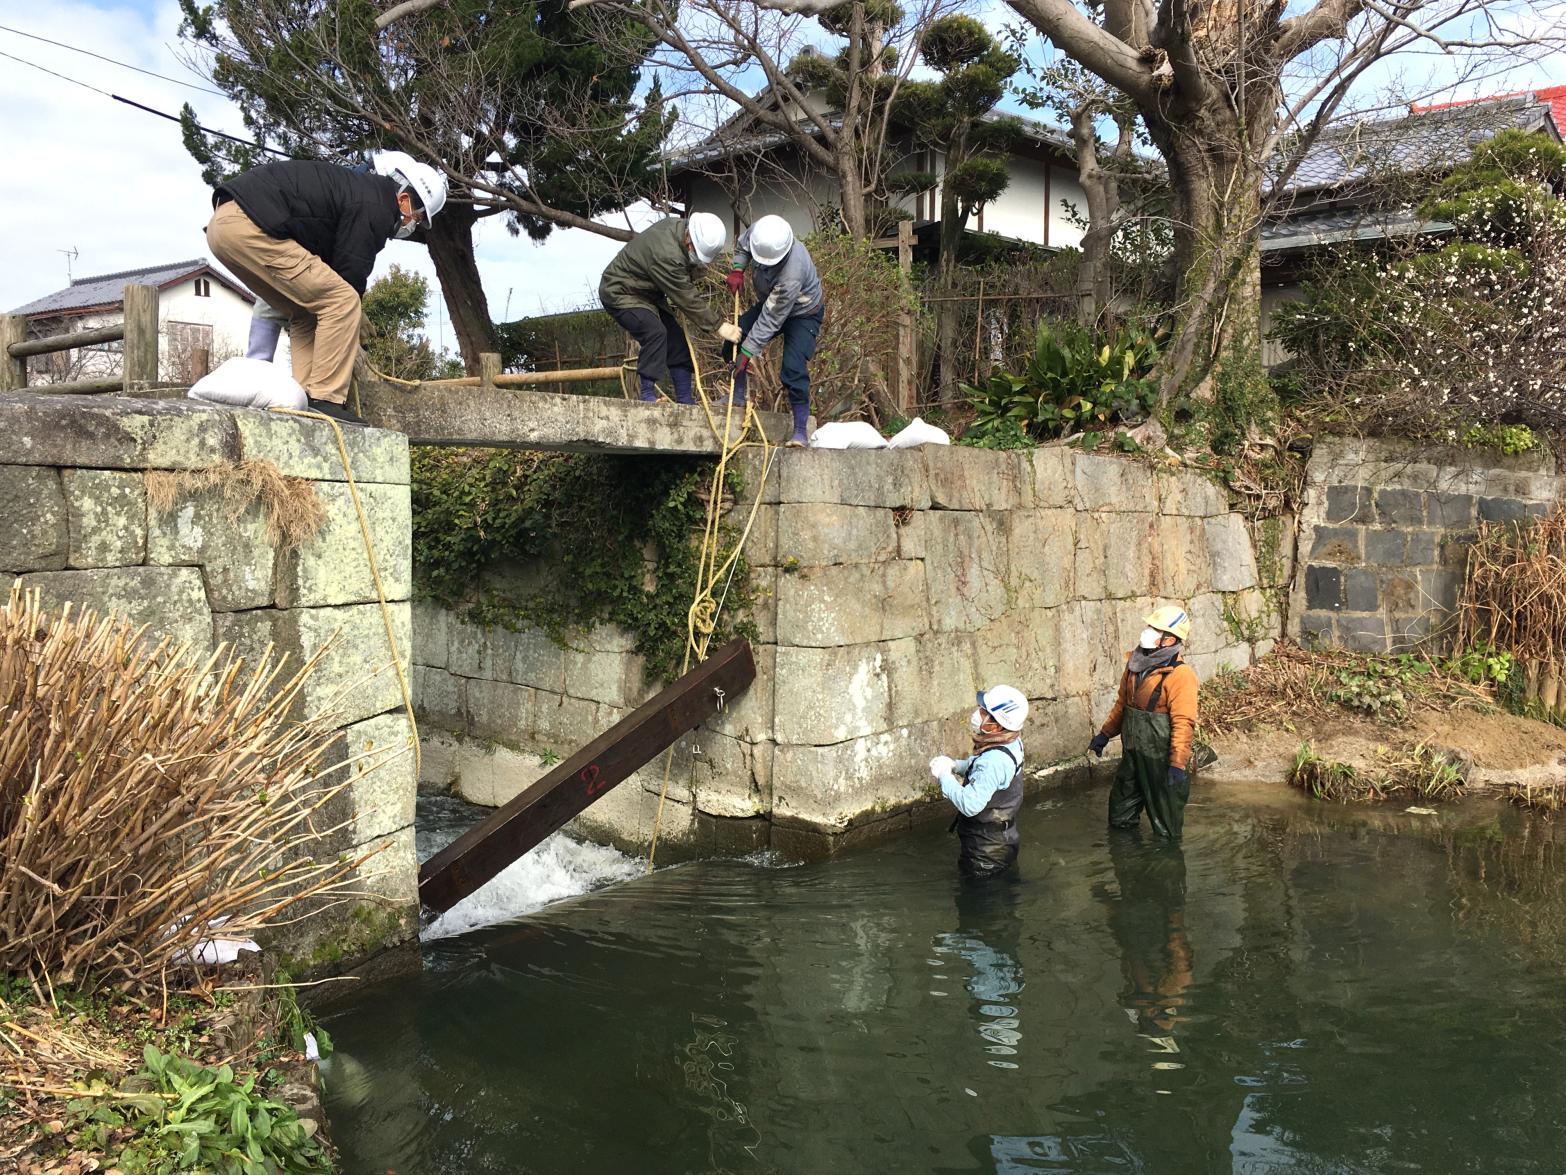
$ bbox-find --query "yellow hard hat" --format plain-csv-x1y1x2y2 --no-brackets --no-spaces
1145,604,1191,642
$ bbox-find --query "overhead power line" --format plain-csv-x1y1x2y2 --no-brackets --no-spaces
0,48,289,156
0,21,226,96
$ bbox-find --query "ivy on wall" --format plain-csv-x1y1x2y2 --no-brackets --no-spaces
411,448,758,683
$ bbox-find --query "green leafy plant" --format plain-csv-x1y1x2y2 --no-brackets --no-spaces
1459,422,1538,455
1328,659,1418,720
1444,644,1516,687
959,318,1164,446
70,1046,332,1174
411,450,757,683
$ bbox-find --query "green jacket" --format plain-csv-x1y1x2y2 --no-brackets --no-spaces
598,217,722,332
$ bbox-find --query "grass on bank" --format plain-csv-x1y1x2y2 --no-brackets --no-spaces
0,586,400,1172
1,977,333,1174
1289,741,1467,804
1199,640,1503,738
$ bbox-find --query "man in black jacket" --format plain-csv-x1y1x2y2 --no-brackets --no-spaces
205,155,446,423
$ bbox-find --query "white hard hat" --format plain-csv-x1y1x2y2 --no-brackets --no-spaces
377,152,448,224
687,212,727,264
977,685,1029,732
748,215,795,266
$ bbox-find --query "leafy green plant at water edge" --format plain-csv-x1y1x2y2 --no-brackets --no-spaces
69,1046,331,1174
959,318,1164,446
411,450,757,683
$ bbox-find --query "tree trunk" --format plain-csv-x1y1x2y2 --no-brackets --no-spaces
1142,97,1268,409
1070,105,1119,327
425,201,497,376
934,130,972,409
834,2,870,239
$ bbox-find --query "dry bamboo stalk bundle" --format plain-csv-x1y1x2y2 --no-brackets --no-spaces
1457,510,1566,720
0,587,390,993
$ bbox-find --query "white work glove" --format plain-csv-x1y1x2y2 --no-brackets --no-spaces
929,755,956,780
716,322,743,344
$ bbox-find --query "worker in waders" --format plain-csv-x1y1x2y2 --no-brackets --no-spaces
722,215,824,448
599,214,742,406
1088,606,1199,840
930,685,1029,877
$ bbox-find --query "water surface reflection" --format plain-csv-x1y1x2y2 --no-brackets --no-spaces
320,783,1566,1173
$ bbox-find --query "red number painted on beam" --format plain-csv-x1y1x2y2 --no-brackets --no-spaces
580,764,606,796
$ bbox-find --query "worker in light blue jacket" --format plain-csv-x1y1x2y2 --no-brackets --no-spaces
722,214,824,447
930,685,1029,878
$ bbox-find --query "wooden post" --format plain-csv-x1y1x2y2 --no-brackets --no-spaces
896,219,916,415
191,346,211,383
121,283,159,393
973,279,985,385
479,352,501,389
0,315,26,392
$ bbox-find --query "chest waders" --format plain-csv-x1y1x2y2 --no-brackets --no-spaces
952,744,1025,878
1108,670,1189,840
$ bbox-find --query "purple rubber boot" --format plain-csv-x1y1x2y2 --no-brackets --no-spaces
638,374,658,402
789,401,810,447
671,368,696,406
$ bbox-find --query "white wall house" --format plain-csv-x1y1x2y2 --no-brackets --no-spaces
8,258,283,384
670,93,1088,255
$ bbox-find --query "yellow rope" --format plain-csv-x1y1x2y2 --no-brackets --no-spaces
646,296,776,871
269,406,421,781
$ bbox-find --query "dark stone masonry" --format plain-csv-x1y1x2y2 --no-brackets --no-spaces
1287,437,1560,653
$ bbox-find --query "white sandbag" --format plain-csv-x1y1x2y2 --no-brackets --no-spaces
189,356,308,410
809,420,888,449
886,416,951,448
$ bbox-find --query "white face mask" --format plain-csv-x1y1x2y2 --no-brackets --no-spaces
969,708,984,733
1139,627,1163,650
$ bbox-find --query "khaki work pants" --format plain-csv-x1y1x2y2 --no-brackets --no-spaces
205,201,362,405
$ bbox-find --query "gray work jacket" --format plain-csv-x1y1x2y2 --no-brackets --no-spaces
733,228,824,356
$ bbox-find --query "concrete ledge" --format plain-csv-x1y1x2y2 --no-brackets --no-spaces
0,394,408,483
357,379,792,455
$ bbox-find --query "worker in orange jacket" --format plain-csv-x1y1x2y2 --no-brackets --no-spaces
1088,605,1199,840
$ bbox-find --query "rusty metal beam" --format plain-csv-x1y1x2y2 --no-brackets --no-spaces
418,638,756,913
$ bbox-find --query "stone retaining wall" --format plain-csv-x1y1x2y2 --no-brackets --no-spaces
415,446,1284,855
0,394,417,967
1288,436,1559,652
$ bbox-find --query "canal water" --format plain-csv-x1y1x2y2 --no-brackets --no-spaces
320,781,1566,1173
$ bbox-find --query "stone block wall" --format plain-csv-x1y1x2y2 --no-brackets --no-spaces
415,446,1283,856
1288,436,1559,652
0,394,417,965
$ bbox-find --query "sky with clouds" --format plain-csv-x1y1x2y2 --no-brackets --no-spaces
0,0,1560,355
0,0,631,350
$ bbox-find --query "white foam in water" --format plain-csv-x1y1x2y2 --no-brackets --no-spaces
421,832,644,941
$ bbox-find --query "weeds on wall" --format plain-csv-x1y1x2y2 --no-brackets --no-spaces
146,460,326,550
411,449,757,683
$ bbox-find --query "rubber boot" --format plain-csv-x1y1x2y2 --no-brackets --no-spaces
789,400,810,447
246,316,283,362
728,370,748,410
671,368,696,406
638,374,658,403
